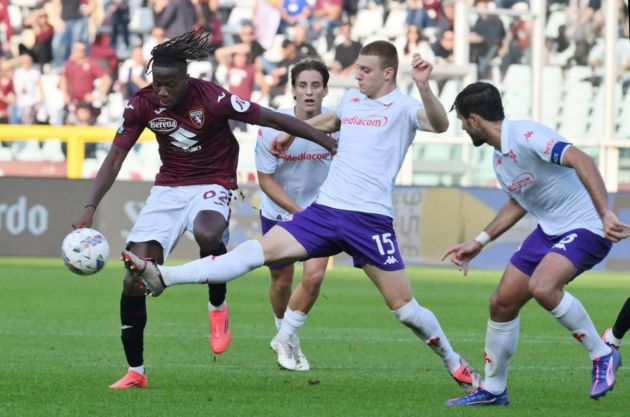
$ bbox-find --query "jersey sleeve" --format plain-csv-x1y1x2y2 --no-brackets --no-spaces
521,124,571,165
408,97,423,131
210,84,262,124
255,126,279,174
112,94,146,150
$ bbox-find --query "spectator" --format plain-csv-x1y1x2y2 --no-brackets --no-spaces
142,26,168,63
398,24,435,66
108,0,130,53
152,0,197,39
268,39,300,104
292,23,320,60
65,101,99,157
59,41,112,120
12,51,43,125
0,57,15,125
90,32,119,75
215,21,266,68
331,21,362,75
498,5,532,78
435,0,455,34
22,9,54,67
51,0,95,69
563,0,602,65
192,0,223,52
310,0,343,49
405,0,442,29
279,0,312,34
432,29,455,64
469,0,506,79
0,0,14,57
118,46,151,100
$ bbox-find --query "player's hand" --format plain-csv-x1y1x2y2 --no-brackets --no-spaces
602,209,630,242
441,241,484,276
271,132,295,157
72,207,95,230
411,53,432,85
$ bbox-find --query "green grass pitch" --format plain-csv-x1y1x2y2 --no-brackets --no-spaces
0,257,627,417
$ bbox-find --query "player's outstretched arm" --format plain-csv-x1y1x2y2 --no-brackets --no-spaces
258,172,302,214
561,146,630,242
257,107,337,155
72,144,129,229
411,54,448,133
442,198,527,275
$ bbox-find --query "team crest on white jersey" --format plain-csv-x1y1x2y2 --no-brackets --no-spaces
189,108,205,128
231,95,251,112
149,117,177,132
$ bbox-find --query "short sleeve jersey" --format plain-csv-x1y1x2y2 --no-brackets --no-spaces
494,119,603,236
114,78,261,188
317,88,423,217
255,107,337,220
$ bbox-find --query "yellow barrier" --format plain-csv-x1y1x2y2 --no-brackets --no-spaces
0,124,154,179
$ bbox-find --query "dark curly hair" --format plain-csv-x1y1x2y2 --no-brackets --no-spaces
146,29,212,74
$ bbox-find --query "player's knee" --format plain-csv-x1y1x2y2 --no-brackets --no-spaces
271,268,293,290
528,279,552,303
194,230,223,250
489,292,512,316
302,269,325,288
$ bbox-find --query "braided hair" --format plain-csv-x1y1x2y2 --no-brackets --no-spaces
146,29,212,74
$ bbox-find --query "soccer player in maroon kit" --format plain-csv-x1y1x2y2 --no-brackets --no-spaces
72,30,335,388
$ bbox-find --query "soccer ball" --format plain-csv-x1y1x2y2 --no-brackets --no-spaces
61,228,110,275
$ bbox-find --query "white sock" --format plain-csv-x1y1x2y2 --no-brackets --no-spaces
393,298,459,373
277,308,306,341
550,291,611,359
161,240,265,286
129,365,144,375
274,316,283,331
209,301,226,311
483,317,519,395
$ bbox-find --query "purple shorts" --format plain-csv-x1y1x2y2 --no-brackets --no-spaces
260,213,293,270
510,225,612,277
278,203,405,271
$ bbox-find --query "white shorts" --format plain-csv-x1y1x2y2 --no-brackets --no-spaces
126,184,232,260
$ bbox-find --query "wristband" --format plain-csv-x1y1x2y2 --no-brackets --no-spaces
84,204,97,210
474,231,491,246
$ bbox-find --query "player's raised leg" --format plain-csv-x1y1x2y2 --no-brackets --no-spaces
363,264,481,393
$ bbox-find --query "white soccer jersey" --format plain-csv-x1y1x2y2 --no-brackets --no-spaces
316,88,424,217
493,119,604,236
256,107,336,220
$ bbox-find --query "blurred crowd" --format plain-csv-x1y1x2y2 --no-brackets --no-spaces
0,0,628,135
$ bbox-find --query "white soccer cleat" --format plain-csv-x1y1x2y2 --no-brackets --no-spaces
121,250,166,297
291,334,310,371
270,334,298,371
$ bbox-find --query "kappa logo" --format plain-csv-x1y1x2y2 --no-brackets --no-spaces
553,233,577,251
384,256,398,265
154,107,167,115
217,92,226,103
231,95,251,112
149,117,177,132
189,108,205,128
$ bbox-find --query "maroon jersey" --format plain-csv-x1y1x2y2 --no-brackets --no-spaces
114,78,261,188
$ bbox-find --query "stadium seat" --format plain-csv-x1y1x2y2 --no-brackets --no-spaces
187,60,212,80
615,89,630,139
587,84,622,138
224,6,255,34
0,143,12,161
7,5,23,31
382,8,407,40
541,66,562,128
351,6,384,41
41,140,66,162
558,82,592,138
323,87,345,109
13,140,44,162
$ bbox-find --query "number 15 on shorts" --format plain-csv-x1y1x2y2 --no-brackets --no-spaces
372,233,396,255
